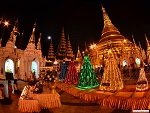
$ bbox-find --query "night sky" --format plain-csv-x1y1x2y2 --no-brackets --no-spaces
0,0,150,56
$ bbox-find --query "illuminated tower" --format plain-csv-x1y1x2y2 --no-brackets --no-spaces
47,38,55,61
37,33,42,50
8,19,20,48
56,27,67,60
25,21,36,49
13,19,19,45
29,22,36,44
145,34,150,64
75,45,83,72
66,34,74,59
99,49,124,91
76,45,82,62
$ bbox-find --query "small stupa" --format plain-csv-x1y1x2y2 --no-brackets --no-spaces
136,63,148,91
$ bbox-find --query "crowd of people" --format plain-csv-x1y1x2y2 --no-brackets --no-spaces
0,79,22,105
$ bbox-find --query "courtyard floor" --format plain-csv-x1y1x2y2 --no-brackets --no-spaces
0,80,132,113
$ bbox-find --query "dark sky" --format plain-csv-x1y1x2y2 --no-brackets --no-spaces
0,0,150,56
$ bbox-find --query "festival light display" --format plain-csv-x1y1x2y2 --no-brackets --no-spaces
99,49,124,91
78,54,99,89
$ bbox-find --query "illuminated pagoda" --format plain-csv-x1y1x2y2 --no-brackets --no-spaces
56,26,67,60
66,34,74,59
75,45,83,72
37,33,42,50
89,6,141,69
99,49,124,91
76,45,83,62
0,20,46,80
47,37,55,61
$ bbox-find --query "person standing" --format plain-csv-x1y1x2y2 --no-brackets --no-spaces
13,79,22,95
0,83,12,105
8,80,13,99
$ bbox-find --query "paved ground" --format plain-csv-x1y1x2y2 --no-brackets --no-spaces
0,80,131,113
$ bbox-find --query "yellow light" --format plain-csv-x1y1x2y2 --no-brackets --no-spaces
108,49,111,53
90,44,96,49
123,39,126,43
53,61,58,64
4,21,9,26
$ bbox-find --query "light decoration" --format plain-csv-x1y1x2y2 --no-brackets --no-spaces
4,21,9,26
64,59,79,85
78,55,99,89
123,39,127,43
59,61,68,81
53,61,58,65
99,49,124,91
135,58,140,65
136,67,148,91
90,44,96,49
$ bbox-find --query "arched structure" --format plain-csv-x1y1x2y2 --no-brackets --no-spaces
0,20,46,80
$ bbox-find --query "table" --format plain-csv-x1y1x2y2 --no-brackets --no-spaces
18,86,61,112
30,93,61,109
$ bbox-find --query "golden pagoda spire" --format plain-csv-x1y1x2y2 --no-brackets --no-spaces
13,19,18,33
101,5,120,37
29,21,36,43
132,35,137,47
37,33,42,50
9,19,19,43
145,34,149,47
66,33,74,59
76,44,82,61
139,41,142,52
47,37,55,60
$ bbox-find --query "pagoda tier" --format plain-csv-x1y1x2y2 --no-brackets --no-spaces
56,27,67,60
66,34,74,59
47,38,55,61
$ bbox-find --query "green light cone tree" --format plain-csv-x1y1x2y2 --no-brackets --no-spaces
78,53,99,89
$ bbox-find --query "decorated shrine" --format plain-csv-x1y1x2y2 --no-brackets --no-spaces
0,20,46,80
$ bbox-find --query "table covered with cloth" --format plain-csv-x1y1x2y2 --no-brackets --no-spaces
18,86,61,112
30,93,61,109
